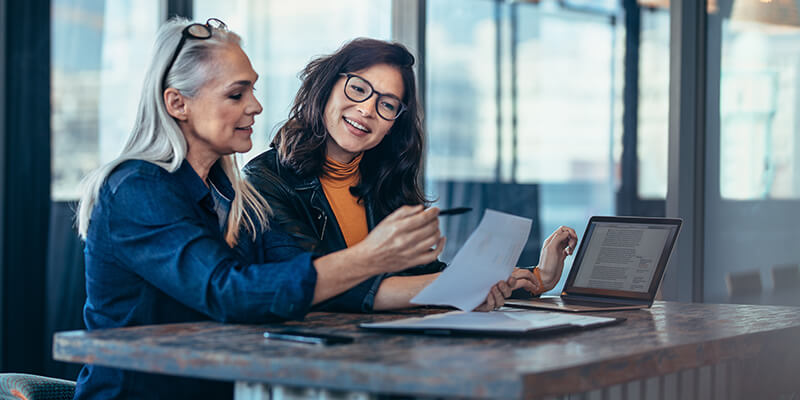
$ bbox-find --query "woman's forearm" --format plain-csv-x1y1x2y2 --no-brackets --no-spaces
311,246,381,305
372,273,440,310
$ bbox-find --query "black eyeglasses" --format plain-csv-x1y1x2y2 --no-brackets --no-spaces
162,18,227,92
339,73,407,121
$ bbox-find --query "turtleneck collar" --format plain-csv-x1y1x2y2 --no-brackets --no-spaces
323,153,363,183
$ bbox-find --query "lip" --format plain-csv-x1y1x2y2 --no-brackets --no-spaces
342,116,370,137
235,125,253,134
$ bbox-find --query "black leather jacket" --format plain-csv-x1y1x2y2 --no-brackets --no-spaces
243,149,446,312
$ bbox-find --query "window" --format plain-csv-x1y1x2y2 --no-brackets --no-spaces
51,0,159,200
638,6,670,199
193,0,393,163
719,6,800,200
425,0,629,292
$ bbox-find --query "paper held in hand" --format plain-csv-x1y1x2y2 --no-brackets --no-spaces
411,209,532,311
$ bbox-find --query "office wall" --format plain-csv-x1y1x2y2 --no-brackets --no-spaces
0,0,6,369
0,0,51,373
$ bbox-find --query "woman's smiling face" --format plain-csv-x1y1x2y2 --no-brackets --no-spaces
181,44,263,157
323,63,404,163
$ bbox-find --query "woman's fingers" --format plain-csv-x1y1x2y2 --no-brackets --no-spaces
564,227,578,255
496,280,513,298
509,268,540,293
385,204,424,221
511,276,538,293
397,206,440,232
490,284,504,309
408,236,447,267
544,226,578,256
406,222,441,247
511,268,535,281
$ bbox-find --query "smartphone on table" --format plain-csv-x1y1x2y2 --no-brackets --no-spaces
263,329,354,345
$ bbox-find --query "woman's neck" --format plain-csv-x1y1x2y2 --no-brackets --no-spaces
325,139,360,164
185,149,220,186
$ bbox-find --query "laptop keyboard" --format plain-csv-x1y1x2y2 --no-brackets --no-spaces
560,298,632,308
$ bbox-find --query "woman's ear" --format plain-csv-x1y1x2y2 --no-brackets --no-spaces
164,88,188,121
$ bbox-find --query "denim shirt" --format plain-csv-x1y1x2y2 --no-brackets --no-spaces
75,159,319,400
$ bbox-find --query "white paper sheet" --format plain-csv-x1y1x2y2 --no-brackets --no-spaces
360,309,618,332
410,209,532,311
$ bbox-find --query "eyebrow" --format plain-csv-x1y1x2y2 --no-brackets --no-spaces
347,73,403,100
225,79,255,90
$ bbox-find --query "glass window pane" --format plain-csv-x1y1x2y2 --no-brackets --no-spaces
193,0,393,164
425,0,625,294
515,5,618,186
704,0,800,307
719,3,800,200
425,0,497,182
638,7,670,199
51,0,159,200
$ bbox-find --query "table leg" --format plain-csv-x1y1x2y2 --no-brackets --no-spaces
235,381,375,400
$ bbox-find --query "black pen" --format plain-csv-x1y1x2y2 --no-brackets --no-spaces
438,207,472,216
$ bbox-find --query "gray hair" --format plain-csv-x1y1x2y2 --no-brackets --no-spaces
77,18,270,246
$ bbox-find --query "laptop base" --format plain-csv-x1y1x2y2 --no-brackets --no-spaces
505,297,649,312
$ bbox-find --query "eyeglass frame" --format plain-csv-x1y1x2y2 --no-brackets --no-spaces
161,18,227,93
338,73,407,121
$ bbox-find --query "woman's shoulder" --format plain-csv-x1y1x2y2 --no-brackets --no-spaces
97,160,196,225
243,148,280,177
243,149,301,195
105,159,170,193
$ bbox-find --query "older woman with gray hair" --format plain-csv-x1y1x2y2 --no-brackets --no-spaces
73,18,466,399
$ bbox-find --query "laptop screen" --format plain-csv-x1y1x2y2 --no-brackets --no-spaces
563,217,682,301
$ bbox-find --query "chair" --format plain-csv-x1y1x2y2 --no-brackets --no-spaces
725,270,763,303
0,374,75,400
771,263,800,291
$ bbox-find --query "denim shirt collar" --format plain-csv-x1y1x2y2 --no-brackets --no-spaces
174,159,235,205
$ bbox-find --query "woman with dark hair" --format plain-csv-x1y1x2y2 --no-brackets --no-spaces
244,38,578,311
74,22,481,399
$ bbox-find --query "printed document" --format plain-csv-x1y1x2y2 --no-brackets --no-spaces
360,309,620,333
411,209,532,311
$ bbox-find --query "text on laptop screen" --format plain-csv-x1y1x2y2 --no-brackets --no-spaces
572,222,674,293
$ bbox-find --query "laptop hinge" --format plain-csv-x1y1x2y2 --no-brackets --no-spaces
561,293,649,306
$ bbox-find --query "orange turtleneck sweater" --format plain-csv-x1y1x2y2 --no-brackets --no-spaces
320,154,368,247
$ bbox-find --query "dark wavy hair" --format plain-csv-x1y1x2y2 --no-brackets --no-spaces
272,38,427,217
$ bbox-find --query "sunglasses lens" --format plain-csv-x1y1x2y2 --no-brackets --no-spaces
186,24,212,39
207,18,227,31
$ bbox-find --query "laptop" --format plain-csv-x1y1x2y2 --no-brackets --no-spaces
506,216,682,312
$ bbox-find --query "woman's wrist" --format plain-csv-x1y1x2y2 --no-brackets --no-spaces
345,242,380,276
374,273,439,310
535,266,556,291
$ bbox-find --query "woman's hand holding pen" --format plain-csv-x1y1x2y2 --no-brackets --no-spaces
354,205,446,275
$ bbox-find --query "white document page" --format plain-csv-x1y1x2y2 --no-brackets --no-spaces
360,309,618,332
410,209,532,311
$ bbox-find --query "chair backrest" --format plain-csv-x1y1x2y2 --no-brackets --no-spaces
726,270,763,299
0,373,75,400
771,263,800,291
